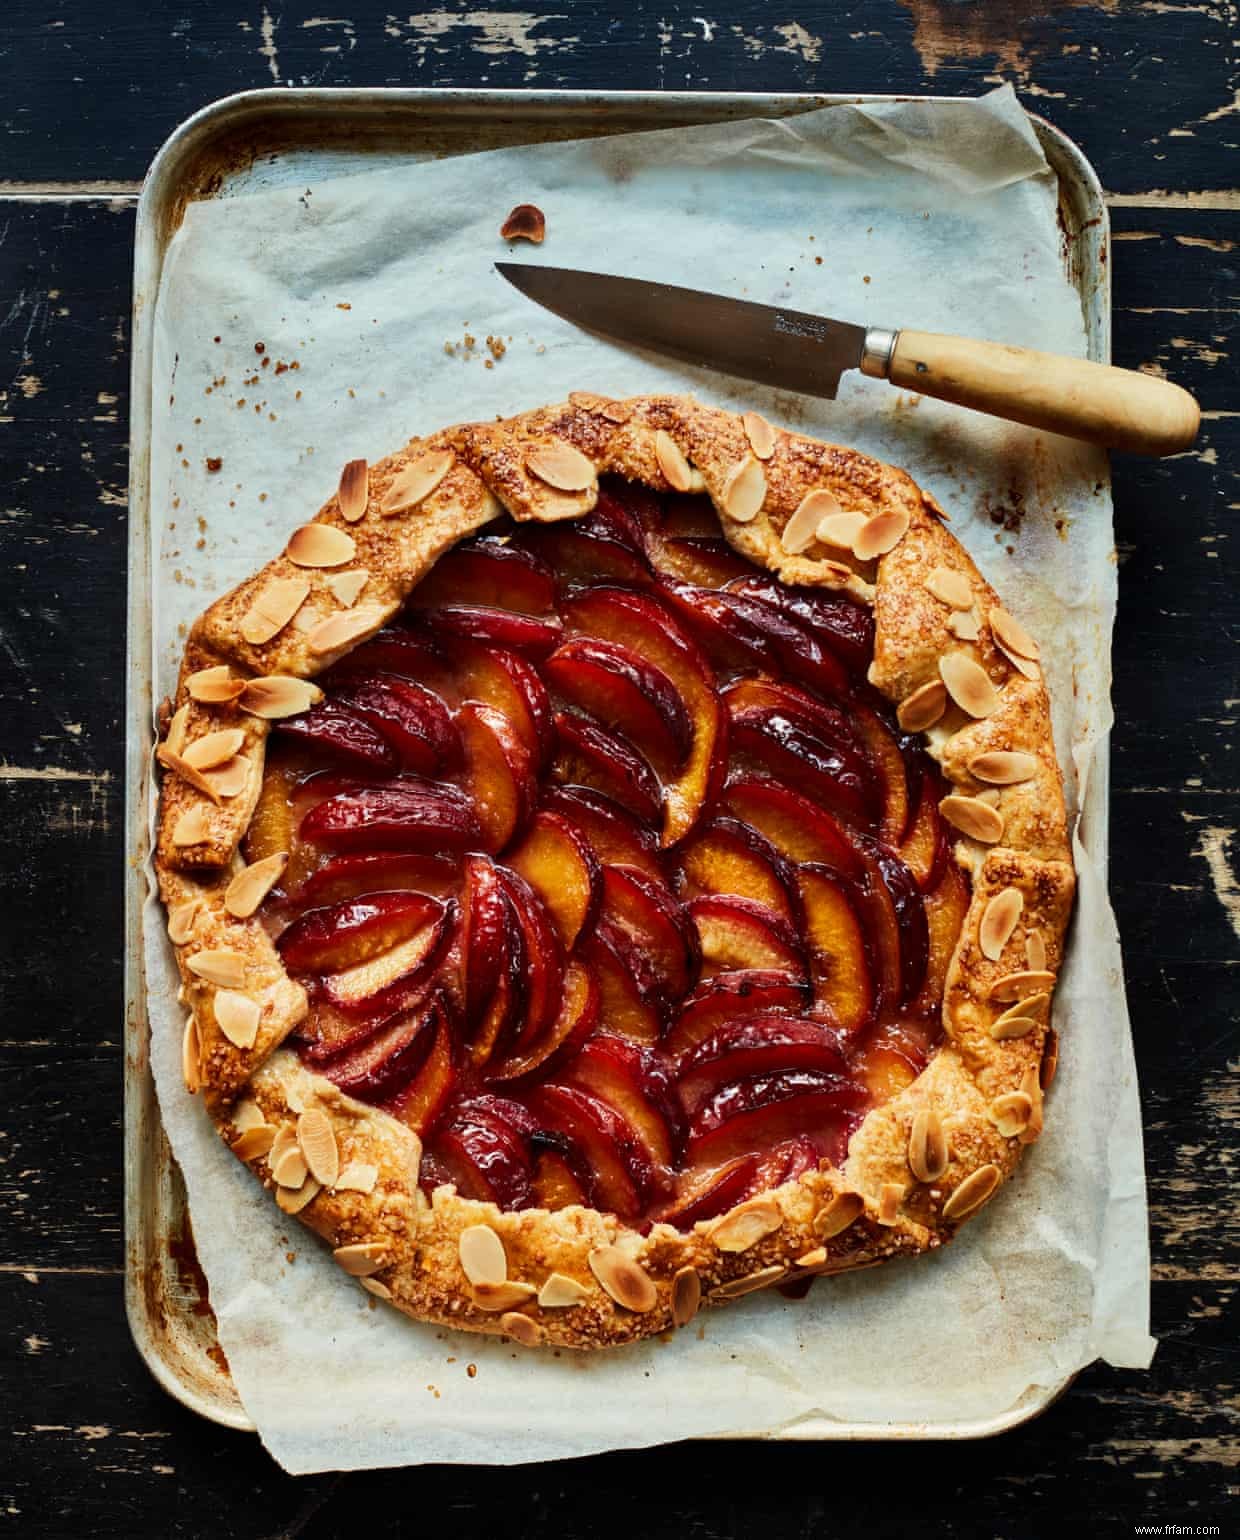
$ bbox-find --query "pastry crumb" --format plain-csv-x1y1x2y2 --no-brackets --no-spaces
500,203,546,243
205,456,223,473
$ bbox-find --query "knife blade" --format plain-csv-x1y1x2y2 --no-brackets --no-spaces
494,262,1200,457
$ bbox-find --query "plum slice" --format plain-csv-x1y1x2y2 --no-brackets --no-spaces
426,603,563,655
687,1068,867,1164
689,895,808,981
516,523,651,589
386,1004,458,1136
318,899,454,1020
487,960,599,1084
797,865,874,1034
276,701,397,773
600,864,700,1002
914,858,970,1016
542,785,663,880
296,851,457,906
551,710,662,826
320,995,440,1103
332,673,459,776
494,866,565,1054
545,637,692,770
506,808,602,948
579,924,664,1044
866,844,930,1008
649,537,755,590
899,767,949,890
411,537,556,615
851,700,910,847
675,816,801,924
725,574,875,675
434,1094,537,1209
458,701,537,853
529,1083,655,1219
677,1017,849,1111
562,1033,685,1168
277,890,444,975
666,969,811,1057
722,776,864,880
656,1156,759,1231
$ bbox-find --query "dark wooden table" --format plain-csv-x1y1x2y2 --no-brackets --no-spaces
2,3,1235,1535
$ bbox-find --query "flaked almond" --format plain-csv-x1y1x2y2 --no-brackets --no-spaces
307,605,386,657
588,1246,657,1312
925,565,973,609
941,1163,1001,1221
287,524,357,569
569,390,610,413
333,1242,389,1277
853,508,910,561
991,606,1039,660
1026,931,1048,972
980,886,1023,961
501,1311,543,1347
653,429,694,493
812,1191,864,1240
338,458,369,523
232,1099,266,1134
1040,1027,1060,1089
171,804,213,846
361,1276,393,1300
327,569,369,608
183,728,246,772
157,746,222,806
240,576,310,645
721,455,767,523
458,1223,507,1287
742,410,776,460
537,1272,590,1309
897,679,947,733
334,1161,379,1194
975,786,1002,806
232,1123,278,1161
214,990,261,1050
269,1122,299,1170
1018,1064,1045,1145
995,639,1042,681
989,1091,1033,1137
187,665,246,705
779,495,827,555
970,750,1039,785
181,1016,201,1094
240,675,323,720
709,1197,782,1253
710,1265,785,1300
600,399,633,424
671,1265,701,1327
527,440,596,492
298,1107,340,1187
877,1182,904,1226
989,1013,1037,1041
949,610,981,642
908,1108,950,1183
205,755,251,800
940,652,1000,717
939,794,1004,844
997,992,1050,1028
381,449,454,515
186,948,247,989
165,704,190,756
990,969,1055,1004
167,899,201,946
273,1146,308,1189
816,509,868,550
791,490,843,528
500,203,546,243
471,1280,537,1312
795,1247,828,1270
275,1177,321,1214
225,851,287,918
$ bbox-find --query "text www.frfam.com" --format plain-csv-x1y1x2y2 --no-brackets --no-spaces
1133,1527,1222,1536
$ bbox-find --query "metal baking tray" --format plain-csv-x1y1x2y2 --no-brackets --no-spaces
124,87,1111,1438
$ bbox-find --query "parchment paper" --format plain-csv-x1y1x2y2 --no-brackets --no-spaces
142,86,1153,1472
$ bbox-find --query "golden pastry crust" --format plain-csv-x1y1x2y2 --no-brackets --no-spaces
154,393,1074,1350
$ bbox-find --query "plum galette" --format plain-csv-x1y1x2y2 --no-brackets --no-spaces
155,394,1074,1350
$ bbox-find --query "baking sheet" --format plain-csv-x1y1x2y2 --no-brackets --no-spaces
139,85,1153,1471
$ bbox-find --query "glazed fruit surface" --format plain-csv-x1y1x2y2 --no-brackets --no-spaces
246,480,969,1229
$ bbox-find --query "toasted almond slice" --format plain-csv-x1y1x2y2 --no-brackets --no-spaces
232,1123,278,1161
338,457,369,523
240,675,323,719
381,449,455,515
224,851,287,918
812,1191,864,1240
949,609,982,642
942,1163,1001,1221
500,1311,543,1347
171,803,213,845
458,1224,507,1287
989,1014,1037,1041
214,990,261,1050
975,786,1002,806
1018,1065,1045,1145
991,606,1039,660
327,569,369,608
877,1182,904,1226
297,1107,340,1187
989,1092,1033,1138
240,576,311,646
853,508,910,561
273,1146,308,1189
653,429,694,493
471,1280,538,1312
307,605,386,657
186,948,247,989
925,565,973,609
817,509,868,550
980,887,1023,961
742,410,777,460
970,750,1039,785
588,1246,657,1312
795,1247,828,1270
167,899,201,946
671,1265,701,1327
527,440,596,492
940,652,1000,717
995,638,1042,681
990,968,1056,1003
287,523,357,568
600,399,633,424
187,665,246,705
275,1177,321,1214
334,1161,380,1194
205,754,251,800
709,1197,782,1254
710,1265,785,1300
996,991,1050,1028
158,746,223,806
1040,1027,1060,1089
269,1121,299,1168
721,455,767,523
569,390,610,413
1026,931,1048,972
779,495,827,555
908,1109,950,1183
333,1242,389,1277
166,703,190,756
537,1272,590,1309
939,794,1004,844
232,1098,266,1134
897,679,948,733
183,728,246,772
181,1016,201,1094
361,1276,393,1300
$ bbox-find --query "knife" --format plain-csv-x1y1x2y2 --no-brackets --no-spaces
496,263,1199,457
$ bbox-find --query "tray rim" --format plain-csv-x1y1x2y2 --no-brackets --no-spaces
124,83,1111,1443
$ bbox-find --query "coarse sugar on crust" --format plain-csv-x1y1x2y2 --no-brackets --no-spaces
155,393,1074,1349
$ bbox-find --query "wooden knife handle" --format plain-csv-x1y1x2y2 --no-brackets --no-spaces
884,329,1200,457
